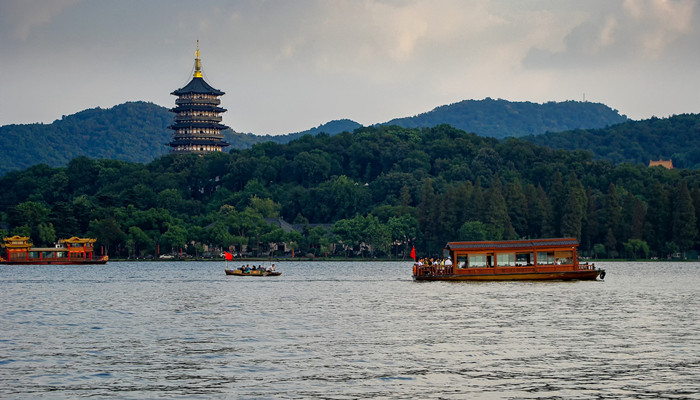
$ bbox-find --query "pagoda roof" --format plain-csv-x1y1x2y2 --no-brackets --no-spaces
171,77,225,96
59,237,97,244
170,105,227,113
169,122,230,130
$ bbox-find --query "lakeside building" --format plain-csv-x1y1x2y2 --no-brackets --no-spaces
168,41,230,154
648,159,673,169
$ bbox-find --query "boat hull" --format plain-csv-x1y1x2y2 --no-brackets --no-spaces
413,269,603,281
225,269,281,276
0,257,109,265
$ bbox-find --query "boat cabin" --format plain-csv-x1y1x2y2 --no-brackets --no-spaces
445,238,578,270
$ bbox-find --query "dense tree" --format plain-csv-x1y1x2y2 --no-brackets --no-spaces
3,123,700,260
672,180,697,255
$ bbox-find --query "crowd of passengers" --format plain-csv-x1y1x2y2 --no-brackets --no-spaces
238,264,276,273
413,258,455,276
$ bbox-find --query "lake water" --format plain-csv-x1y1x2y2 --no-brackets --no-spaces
1,261,699,399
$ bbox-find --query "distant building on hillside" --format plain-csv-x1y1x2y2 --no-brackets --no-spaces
648,159,673,169
168,41,230,154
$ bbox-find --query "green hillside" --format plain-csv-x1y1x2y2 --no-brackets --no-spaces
0,99,628,175
524,114,700,168
381,98,627,138
0,102,360,175
226,119,362,149
0,102,173,175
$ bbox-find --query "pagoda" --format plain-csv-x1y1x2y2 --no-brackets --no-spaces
168,41,230,153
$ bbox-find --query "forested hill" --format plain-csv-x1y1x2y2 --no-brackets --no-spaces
226,119,362,149
524,114,700,168
0,102,359,175
1,98,626,175
380,98,627,138
2,124,700,261
0,102,173,175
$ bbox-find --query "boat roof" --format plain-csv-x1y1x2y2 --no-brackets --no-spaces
445,238,579,252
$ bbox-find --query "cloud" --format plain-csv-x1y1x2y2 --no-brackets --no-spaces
623,0,696,58
1,0,82,41
523,0,698,68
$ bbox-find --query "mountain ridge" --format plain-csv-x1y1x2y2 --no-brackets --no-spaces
0,98,627,175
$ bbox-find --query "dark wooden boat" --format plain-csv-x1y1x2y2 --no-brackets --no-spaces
413,238,605,281
225,269,281,276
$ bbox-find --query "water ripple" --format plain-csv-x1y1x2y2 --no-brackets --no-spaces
1,261,699,398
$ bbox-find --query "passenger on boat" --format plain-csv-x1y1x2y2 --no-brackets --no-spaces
445,258,453,274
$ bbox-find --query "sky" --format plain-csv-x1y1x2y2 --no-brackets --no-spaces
1,0,699,135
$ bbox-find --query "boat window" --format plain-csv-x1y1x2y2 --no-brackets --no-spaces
497,253,516,267
537,251,555,265
516,252,533,266
555,250,574,265
469,254,487,267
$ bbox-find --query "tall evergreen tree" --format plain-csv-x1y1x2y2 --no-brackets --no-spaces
603,183,622,253
483,176,515,240
548,172,565,236
504,179,529,238
560,174,587,240
672,180,697,255
644,181,671,256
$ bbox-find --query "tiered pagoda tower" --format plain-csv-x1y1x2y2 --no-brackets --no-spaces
169,42,230,153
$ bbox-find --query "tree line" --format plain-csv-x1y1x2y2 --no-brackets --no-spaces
526,113,700,168
1,124,699,260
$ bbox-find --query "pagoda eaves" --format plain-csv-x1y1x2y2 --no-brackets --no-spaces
168,41,230,154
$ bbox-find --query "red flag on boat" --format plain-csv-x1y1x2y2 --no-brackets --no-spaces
224,251,233,261
410,245,416,261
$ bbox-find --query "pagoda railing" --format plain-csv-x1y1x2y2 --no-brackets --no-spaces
175,97,221,106
172,133,226,140
174,115,223,123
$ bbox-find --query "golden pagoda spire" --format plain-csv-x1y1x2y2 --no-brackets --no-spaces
193,40,203,78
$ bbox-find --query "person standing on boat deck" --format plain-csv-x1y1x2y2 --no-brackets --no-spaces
445,257,452,274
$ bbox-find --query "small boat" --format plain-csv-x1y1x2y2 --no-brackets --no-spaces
413,238,605,281
225,269,281,277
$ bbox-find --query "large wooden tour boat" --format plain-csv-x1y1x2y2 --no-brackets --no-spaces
413,238,604,281
0,236,108,265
